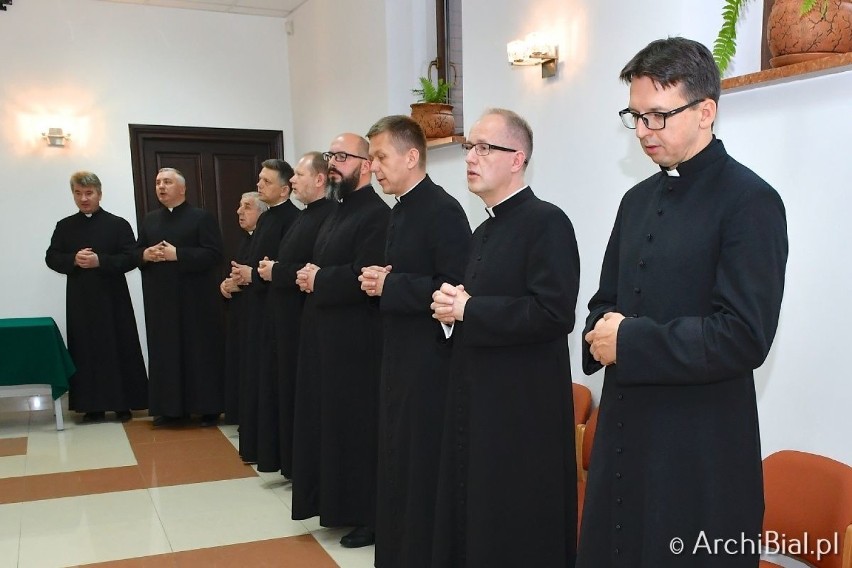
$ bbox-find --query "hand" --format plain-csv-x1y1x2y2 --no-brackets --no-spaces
359,265,391,297
142,243,165,263
257,256,275,282
431,283,469,324
296,263,319,293
160,240,178,261
74,248,100,269
220,277,240,299
584,312,625,366
230,261,252,285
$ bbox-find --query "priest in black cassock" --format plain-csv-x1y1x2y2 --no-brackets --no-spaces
431,109,579,568
579,38,788,568
229,159,299,463
136,167,225,427
359,115,470,568
220,191,268,424
45,171,148,423
290,133,390,549
256,152,334,477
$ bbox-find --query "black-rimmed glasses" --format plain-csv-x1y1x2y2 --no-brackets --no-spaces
618,99,705,130
322,151,370,163
461,142,528,165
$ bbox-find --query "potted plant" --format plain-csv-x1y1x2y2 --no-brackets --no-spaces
410,76,455,139
714,0,852,73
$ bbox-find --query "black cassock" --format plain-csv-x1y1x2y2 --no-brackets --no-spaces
291,186,390,527
238,200,299,463
223,232,253,424
45,209,148,413
578,139,788,568
136,201,225,417
256,198,335,475
432,187,580,568
374,175,471,568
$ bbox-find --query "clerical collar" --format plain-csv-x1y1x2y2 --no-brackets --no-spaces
84,213,93,218
395,175,426,203
658,136,724,179
486,185,529,218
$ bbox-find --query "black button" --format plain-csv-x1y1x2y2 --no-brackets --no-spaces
616,497,623,505
615,472,622,479
477,255,482,260
657,208,663,215
646,233,653,241
639,259,646,267
633,287,641,294
615,548,620,555
616,524,622,530
616,447,623,454
617,422,623,428
617,394,624,400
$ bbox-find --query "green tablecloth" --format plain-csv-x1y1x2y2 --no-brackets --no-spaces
0,317,75,399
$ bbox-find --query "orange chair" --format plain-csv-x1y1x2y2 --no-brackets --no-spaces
576,406,599,536
572,383,593,481
760,450,852,568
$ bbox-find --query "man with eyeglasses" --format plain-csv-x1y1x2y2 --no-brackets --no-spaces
290,133,390,549
579,38,788,568
359,115,470,568
229,159,299,453
430,108,580,567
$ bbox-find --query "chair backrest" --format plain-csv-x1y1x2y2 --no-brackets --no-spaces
572,383,592,427
762,450,852,568
582,406,599,472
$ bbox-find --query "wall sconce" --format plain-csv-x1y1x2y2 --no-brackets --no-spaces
507,32,559,79
42,127,71,147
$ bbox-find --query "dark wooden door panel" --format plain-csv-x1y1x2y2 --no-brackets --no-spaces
129,125,284,270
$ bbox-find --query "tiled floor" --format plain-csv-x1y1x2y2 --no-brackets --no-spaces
0,395,375,568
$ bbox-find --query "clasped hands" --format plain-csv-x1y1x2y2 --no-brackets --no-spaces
295,263,320,293
430,283,470,325
142,241,177,263
359,265,392,296
74,248,100,269
584,312,625,366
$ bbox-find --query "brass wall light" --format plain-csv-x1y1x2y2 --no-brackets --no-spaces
42,128,71,147
507,32,559,79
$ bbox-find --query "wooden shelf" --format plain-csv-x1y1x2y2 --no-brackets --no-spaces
426,135,465,149
721,52,852,93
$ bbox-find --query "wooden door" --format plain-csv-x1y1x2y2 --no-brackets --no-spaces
129,124,284,270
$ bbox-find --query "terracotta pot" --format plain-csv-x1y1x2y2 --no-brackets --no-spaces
767,0,852,67
410,103,455,139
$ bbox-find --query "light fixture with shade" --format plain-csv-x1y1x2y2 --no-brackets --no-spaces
507,32,559,78
42,128,71,147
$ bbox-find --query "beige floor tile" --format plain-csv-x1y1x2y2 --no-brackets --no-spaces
0,502,21,567
23,422,136,476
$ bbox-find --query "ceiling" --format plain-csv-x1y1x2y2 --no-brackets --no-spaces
99,0,307,18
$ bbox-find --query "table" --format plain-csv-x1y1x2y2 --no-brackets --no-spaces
0,317,75,430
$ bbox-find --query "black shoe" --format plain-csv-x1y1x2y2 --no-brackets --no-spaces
340,526,375,548
200,414,220,427
82,411,105,423
115,411,132,422
152,415,180,427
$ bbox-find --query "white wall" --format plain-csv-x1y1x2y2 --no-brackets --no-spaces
0,0,294,362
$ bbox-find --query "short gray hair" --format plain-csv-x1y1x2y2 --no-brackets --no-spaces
158,167,186,186
69,171,102,194
241,191,269,213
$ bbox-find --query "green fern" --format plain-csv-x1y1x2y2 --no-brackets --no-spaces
411,76,451,104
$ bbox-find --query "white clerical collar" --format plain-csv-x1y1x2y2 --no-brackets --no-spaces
664,167,680,177
485,185,528,218
248,230,254,235
395,175,426,202
167,207,174,212
84,213,93,218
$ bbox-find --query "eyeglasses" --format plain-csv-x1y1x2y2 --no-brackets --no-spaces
461,142,528,165
322,151,369,163
618,99,705,130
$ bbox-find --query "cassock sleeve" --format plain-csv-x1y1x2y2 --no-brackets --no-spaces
462,208,579,347
45,221,76,275
616,186,788,386
176,212,224,273
313,205,388,308
582,202,624,376
96,217,139,275
381,204,471,315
